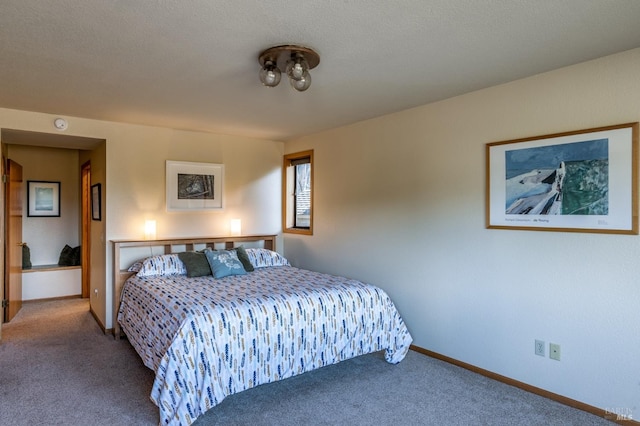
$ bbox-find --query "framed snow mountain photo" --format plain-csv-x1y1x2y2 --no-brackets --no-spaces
486,122,638,234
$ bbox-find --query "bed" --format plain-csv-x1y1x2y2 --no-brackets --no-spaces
113,235,412,425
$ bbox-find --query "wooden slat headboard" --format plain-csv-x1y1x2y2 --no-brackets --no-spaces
111,234,276,339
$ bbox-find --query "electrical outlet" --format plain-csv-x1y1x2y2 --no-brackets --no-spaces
535,339,545,357
549,343,561,361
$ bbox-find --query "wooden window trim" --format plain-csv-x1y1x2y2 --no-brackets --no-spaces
283,150,313,235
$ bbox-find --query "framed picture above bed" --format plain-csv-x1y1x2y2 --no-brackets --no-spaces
166,161,224,211
27,180,60,217
486,122,638,234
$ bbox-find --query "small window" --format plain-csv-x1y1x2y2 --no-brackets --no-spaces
283,150,313,235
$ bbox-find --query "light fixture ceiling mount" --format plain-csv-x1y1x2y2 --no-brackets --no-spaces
258,45,320,92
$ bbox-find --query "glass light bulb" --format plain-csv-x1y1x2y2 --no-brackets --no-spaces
259,61,281,87
291,62,304,80
264,69,279,86
290,70,311,91
286,56,309,81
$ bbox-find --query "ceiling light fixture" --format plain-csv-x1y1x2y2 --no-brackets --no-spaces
258,45,320,92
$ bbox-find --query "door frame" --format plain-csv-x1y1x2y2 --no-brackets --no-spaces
81,161,91,298
3,158,23,322
0,148,5,337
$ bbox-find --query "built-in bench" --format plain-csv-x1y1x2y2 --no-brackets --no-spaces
22,264,82,301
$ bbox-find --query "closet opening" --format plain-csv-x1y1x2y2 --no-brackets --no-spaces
1,129,104,325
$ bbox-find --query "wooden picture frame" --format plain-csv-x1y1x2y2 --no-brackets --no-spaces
486,122,638,234
91,183,102,221
27,181,60,217
166,161,224,211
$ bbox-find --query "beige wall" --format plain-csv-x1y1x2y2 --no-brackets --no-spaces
284,48,640,417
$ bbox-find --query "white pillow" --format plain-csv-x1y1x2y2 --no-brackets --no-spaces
135,254,187,277
127,261,144,273
245,248,290,268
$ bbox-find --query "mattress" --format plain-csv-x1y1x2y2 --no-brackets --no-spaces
118,265,412,425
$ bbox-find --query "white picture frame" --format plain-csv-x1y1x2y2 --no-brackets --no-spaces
27,181,60,217
166,161,224,211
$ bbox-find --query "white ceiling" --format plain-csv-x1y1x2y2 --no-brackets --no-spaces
1,0,640,142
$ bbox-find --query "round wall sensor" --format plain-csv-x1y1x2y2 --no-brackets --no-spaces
54,118,68,131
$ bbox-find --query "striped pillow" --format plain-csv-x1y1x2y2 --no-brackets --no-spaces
245,248,290,268
135,254,187,277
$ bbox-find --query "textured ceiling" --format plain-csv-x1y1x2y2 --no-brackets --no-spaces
1,0,640,141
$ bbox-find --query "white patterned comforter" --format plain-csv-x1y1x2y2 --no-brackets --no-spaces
118,265,412,425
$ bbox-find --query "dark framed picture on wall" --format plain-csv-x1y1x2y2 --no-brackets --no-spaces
91,183,102,221
166,161,224,211
27,181,60,217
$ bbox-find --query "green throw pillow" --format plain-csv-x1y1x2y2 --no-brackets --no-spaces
22,244,32,269
177,251,212,277
233,246,254,272
59,244,81,266
58,245,75,266
71,245,81,266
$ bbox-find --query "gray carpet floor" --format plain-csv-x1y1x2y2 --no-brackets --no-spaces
0,298,613,425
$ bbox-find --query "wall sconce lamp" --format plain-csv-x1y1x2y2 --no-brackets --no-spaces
144,220,157,240
230,219,242,236
259,45,320,92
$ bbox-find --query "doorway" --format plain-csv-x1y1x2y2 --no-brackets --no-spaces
1,129,105,327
